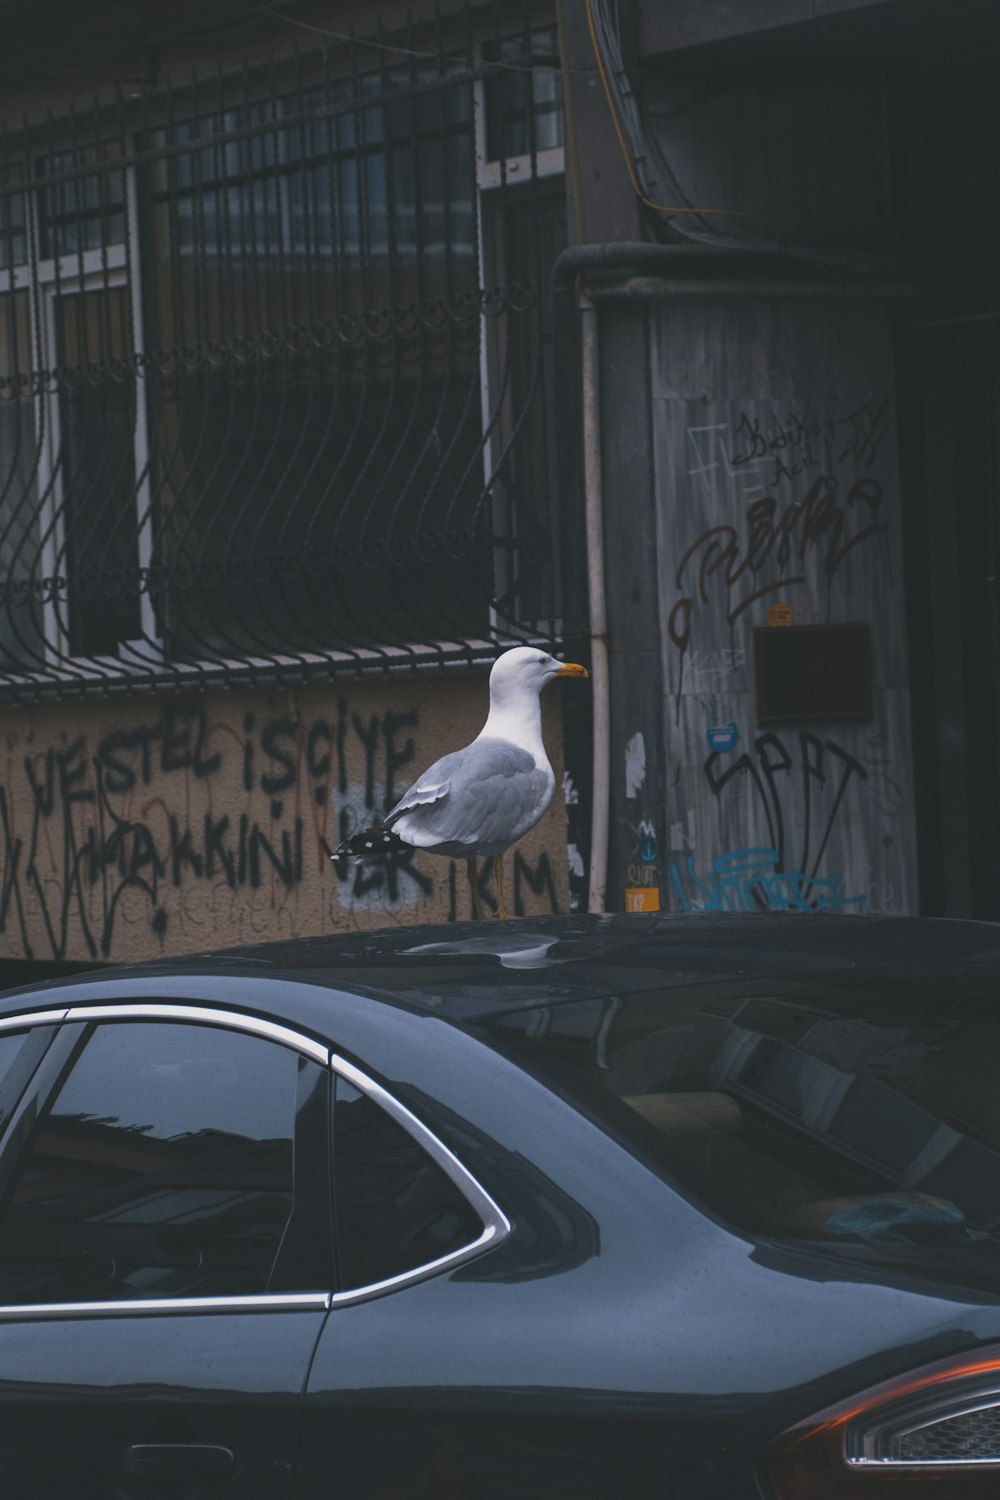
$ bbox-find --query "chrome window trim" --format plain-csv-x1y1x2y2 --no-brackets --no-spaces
0,1001,332,1321
0,1007,69,1032
55,1002,331,1066
329,1052,512,1308
0,1293,331,1322
0,1003,510,1318
0,1001,330,1065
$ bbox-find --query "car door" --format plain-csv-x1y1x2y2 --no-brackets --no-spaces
297,1062,549,1499
0,1004,333,1500
295,1058,656,1500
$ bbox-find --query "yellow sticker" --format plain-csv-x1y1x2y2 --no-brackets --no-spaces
766,602,794,626
625,887,661,913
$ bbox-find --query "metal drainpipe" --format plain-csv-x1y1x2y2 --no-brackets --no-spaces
553,244,756,915
551,242,915,915
579,287,609,914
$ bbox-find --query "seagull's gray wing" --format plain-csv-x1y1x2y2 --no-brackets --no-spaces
384,745,469,819
387,737,552,854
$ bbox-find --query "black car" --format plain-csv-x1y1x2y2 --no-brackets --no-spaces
1,914,1000,1498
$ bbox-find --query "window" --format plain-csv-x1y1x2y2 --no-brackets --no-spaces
0,289,46,668
144,73,488,661
52,285,140,656
479,987,1000,1296
476,27,566,631
37,143,126,259
0,6,569,696
0,163,27,271
0,1027,49,1131
0,1020,309,1304
332,1073,484,1290
483,27,564,162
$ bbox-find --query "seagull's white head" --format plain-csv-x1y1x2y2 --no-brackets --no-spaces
479,648,588,756
488,646,588,699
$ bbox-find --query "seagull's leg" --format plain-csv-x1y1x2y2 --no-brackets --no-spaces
494,853,510,920
466,858,484,920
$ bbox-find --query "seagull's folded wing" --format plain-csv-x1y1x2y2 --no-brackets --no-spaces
387,739,549,852
389,776,451,811
385,750,462,821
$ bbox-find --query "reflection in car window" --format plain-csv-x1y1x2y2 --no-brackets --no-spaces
0,1021,300,1303
479,988,1000,1294
333,1076,483,1290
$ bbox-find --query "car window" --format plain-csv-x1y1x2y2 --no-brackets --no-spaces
0,1020,302,1304
479,988,1000,1295
0,1031,31,1089
332,1075,484,1291
0,1028,48,1129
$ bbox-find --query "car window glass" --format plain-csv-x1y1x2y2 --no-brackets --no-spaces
0,1030,36,1113
0,1020,300,1304
333,1076,483,1290
0,1031,30,1084
0,1025,63,1141
480,989,1000,1296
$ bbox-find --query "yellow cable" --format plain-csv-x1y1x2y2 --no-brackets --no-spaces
583,0,867,233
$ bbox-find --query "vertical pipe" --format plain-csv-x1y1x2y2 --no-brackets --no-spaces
580,289,609,913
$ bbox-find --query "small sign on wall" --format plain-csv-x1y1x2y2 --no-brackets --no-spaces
625,887,661,912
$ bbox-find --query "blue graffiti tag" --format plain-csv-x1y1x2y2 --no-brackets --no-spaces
668,845,866,914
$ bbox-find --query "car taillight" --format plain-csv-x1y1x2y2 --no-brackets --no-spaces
759,1343,1000,1497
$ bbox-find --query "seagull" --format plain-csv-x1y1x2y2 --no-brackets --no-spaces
330,647,588,918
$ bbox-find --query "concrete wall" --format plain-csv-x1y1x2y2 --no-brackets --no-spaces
0,673,570,963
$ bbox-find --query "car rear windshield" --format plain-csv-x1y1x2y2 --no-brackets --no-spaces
477,978,1000,1295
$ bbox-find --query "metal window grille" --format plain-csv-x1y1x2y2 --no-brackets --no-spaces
0,2,577,700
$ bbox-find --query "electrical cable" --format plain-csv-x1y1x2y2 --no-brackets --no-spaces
584,0,895,272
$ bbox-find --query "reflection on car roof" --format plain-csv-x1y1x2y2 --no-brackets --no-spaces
6,912,1000,1025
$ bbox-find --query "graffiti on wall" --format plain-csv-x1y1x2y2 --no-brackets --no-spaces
656,389,913,916
0,696,561,962
668,728,881,913
668,847,866,914
669,400,893,696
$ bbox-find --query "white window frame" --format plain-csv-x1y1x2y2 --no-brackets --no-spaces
0,152,160,673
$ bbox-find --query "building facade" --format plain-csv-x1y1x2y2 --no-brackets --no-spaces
1,0,998,969
0,0,582,964
561,0,1000,921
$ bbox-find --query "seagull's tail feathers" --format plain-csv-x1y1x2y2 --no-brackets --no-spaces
330,822,411,867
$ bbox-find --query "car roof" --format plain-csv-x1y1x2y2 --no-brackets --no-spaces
2,912,1000,1028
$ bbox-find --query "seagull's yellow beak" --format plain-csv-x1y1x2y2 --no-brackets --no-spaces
555,661,589,678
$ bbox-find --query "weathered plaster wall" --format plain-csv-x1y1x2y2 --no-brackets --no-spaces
0,672,570,963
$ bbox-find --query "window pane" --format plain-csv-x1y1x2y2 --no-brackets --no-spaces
0,1030,38,1126
0,289,45,668
480,989,1000,1296
0,163,27,270
142,71,489,659
333,1076,483,1290
484,30,564,161
37,144,125,259
54,286,140,656
0,1021,300,1303
0,1032,29,1083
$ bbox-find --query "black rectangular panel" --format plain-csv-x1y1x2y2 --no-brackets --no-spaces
754,622,873,724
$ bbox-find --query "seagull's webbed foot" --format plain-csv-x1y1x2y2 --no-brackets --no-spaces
466,858,485,920
493,853,511,920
